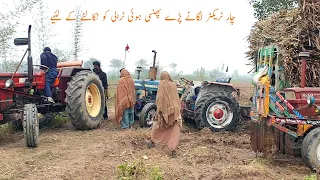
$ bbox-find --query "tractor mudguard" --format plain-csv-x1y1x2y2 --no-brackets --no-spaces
59,67,90,78
200,82,240,97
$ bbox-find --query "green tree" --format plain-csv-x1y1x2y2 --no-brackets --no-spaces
169,63,177,75
83,58,99,70
194,67,206,81
32,0,56,64
249,0,298,20
135,58,149,78
71,5,84,60
110,59,124,70
0,0,40,66
52,48,71,62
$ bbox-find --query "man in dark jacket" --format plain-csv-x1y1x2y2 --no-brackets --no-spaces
93,61,108,120
40,47,58,103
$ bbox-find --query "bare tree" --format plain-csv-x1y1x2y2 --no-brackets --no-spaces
31,0,56,64
169,63,177,75
51,48,71,62
0,0,40,71
71,5,84,60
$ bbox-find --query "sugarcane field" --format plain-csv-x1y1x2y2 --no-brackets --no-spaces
1,0,320,179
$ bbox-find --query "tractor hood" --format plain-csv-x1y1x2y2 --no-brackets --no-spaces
134,79,160,91
134,79,184,94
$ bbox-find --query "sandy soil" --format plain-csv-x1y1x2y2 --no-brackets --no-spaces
0,82,315,180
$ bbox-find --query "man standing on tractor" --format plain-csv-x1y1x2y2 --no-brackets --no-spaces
115,68,136,129
93,61,109,120
40,47,58,103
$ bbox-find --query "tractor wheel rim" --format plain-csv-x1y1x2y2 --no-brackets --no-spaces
85,83,101,117
146,109,156,126
206,100,233,129
317,143,320,161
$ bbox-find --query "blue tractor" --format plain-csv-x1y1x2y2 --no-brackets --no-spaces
134,50,184,128
134,50,159,128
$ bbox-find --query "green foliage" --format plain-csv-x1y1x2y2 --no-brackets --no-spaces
149,166,163,180
117,159,164,180
249,0,299,20
304,174,317,180
110,59,124,69
72,4,84,60
135,58,150,79
83,58,100,70
51,113,70,128
0,124,15,141
0,0,40,64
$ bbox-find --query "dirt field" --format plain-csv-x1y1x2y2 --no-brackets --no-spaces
0,82,316,180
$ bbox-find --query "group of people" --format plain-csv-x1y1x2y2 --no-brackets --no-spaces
114,68,182,158
40,47,182,158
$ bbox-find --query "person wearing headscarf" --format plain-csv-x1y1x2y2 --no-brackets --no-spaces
146,71,182,158
115,68,136,129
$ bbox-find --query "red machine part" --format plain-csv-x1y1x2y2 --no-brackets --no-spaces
285,88,320,117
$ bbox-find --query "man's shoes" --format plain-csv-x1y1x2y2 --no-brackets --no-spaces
46,97,55,103
103,115,108,120
171,150,177,158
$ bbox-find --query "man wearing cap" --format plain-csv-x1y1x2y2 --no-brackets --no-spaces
40,47,58,103
93,61,109,120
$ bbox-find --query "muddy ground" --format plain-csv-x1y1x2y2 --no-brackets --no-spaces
0,82,316,180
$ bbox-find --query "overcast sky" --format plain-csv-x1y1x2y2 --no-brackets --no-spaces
9,0,257,75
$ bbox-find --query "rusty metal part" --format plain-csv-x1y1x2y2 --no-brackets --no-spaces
250,118,276,156
149,67,157,80
57,60,83,68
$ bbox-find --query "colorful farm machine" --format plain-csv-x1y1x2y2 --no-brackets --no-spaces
250,45,320,171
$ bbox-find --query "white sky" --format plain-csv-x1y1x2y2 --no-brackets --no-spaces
7,0,257,75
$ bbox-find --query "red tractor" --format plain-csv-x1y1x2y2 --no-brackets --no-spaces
0,25,105,147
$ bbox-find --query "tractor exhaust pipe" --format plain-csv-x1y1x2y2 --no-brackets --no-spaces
149,50,158,80
27,25,33,83
136,66,142,79
299,52,309,88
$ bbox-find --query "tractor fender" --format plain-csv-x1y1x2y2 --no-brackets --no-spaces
195,82,239,106
200,82,239,96
59,67,91,78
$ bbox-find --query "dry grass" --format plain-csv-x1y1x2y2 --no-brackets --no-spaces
0,82,315,179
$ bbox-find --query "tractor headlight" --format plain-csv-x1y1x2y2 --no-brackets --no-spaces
5,79,14,88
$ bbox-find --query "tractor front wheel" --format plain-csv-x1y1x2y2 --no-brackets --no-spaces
65,70,105,130
195,91,240,132
301,127,320,171
139,103,157,128
23,104,39,148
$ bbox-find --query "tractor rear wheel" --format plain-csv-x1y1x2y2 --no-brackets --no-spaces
301,127,320,171
195,91,240,131
23,104,39,148
65,70,105,130
139,103,157,128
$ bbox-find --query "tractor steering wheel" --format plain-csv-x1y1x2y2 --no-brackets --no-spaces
33,65,50,73
180,77,194,86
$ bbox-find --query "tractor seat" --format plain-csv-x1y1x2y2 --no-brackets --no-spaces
216,77,231,83
51,68,63,87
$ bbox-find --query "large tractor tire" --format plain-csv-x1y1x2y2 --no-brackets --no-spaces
301,127,320,171
195,91,240,132
23,104,39,148
65,70,105,130
139,103,157,128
